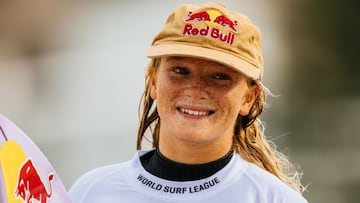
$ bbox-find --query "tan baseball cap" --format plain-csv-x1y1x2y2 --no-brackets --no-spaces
146,2,264,80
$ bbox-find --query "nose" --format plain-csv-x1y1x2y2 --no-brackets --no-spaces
183,76,210,99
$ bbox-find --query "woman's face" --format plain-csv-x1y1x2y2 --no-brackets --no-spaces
150,56,257,146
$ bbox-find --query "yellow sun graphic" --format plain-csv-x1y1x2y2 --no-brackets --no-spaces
205,9,222,26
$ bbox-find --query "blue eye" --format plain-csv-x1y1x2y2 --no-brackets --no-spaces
213,73,231,80
173,67,189,75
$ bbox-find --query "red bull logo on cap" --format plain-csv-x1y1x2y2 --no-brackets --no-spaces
186,11,211,22
14,158,54,203
183,9,238,45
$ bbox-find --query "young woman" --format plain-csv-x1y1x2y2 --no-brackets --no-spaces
69,3,308,202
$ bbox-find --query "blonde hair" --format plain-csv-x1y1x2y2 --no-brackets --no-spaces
137,58,305,193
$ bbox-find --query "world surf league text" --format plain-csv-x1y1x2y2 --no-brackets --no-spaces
137,174,220,194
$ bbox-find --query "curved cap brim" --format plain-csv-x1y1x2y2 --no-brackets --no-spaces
146,43,261,80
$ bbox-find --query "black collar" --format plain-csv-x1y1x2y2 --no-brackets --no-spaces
140,148,233,181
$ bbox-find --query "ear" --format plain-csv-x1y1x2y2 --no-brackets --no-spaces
239,85,260,116
149,70,157,100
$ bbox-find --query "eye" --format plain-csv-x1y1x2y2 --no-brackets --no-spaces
213,73,231,80
173,67,189,75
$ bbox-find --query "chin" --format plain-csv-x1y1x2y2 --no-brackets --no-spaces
175,132,215,144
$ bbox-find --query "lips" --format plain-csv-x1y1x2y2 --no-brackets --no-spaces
177,107,215,117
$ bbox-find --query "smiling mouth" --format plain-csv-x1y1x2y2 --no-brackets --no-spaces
177,107,215,116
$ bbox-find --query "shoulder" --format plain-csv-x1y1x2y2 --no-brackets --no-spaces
68,163,125,201
68,155,139,203
234,155,308,203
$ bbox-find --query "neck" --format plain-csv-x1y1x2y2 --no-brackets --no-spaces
158,135,233,164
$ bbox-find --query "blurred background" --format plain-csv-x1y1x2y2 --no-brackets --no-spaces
0,0,359,202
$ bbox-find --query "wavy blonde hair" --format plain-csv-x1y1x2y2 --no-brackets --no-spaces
137,58,305,193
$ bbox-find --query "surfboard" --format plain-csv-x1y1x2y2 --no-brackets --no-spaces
0,114,70,203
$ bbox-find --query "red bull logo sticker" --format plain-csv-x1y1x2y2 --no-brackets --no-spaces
183,9,238,45
0,115,71,203
14,158,54,203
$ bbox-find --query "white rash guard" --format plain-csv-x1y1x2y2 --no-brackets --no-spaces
69,150,307,203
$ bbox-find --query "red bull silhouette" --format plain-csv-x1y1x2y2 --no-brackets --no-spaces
214,15,238,31
186,11,211,21
14,159,54,203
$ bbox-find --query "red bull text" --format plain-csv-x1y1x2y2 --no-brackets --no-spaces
14,159,54,203
183,11,237,45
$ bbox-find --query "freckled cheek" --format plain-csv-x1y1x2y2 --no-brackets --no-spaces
216,94,243,117
157,77,183,97
155,79,181,110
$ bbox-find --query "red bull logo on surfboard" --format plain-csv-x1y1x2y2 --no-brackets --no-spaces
183,9,238,45
0,114,71,202
14,158,54,203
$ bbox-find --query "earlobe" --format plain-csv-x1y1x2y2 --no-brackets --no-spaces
150,85,157,99
150,73,157,99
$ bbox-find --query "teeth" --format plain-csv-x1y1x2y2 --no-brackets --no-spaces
180,108,208,116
